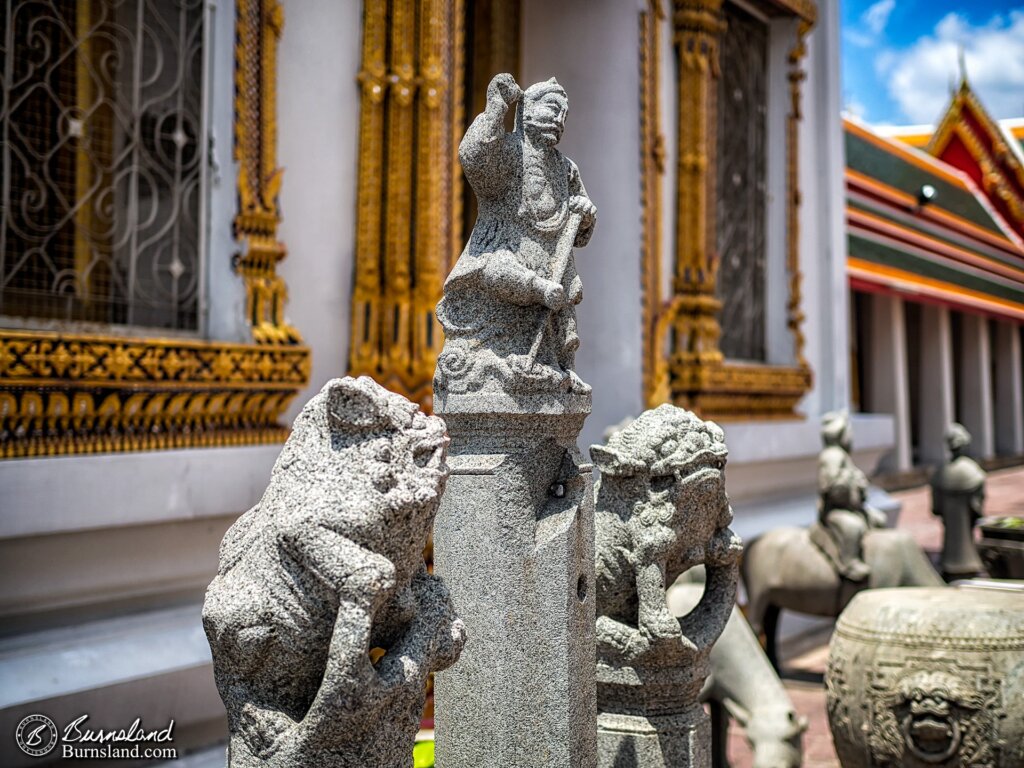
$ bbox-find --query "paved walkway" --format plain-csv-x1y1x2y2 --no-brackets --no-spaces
724,465,1024,768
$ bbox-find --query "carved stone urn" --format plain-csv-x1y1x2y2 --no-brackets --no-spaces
825,586,1024,768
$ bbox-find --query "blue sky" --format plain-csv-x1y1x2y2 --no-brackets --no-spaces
841,1,1024,126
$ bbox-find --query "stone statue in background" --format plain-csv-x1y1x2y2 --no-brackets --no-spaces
931,422,986,579
435,72,597,396
203,377,465,768
668,570,807,768
814,411,887,582
592,405,742,768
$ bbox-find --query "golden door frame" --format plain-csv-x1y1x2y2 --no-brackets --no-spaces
641,0,816,419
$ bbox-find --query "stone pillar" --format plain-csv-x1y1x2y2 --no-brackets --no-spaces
957,313,995,459
431,73,598,768
867,293,911,472
433,396,595,767
993,320,1024,455
917,304,956,467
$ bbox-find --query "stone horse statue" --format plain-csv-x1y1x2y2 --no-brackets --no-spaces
670,572,807,768
741,527,943,667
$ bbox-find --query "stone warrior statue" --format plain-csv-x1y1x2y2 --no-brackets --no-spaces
813,411,886,582
203,377,465,768
435,73,597,395
931,422,986,579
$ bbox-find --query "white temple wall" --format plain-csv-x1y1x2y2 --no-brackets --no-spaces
522,0,646,452
277,0,363,421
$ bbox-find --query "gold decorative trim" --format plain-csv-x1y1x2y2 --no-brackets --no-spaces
764,0,817,23
640,0,669,408
234,0,300,344
786,20,812,366
0,330,310,457
928,89,1024,226
349,0,461,409
0,1,311,459
658,0,813,419
673,362,812,420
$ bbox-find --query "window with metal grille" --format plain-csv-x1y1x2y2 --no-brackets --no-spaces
716,0,768,362
1,0,206,331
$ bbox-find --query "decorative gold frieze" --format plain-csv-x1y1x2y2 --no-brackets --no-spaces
655,0,812,418
0,330,310,457
349,0,461,409
674,362,812,420
234,0,300,344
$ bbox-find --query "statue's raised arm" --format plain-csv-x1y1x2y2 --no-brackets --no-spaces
435,74,597,398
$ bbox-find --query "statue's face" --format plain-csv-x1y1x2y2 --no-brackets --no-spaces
523,92,567,146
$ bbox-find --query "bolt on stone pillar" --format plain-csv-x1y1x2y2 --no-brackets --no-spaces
431,73,599,767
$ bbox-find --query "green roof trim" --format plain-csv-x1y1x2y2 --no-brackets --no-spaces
846,197,1022,271
848,233,1024,305
845,129,1004,236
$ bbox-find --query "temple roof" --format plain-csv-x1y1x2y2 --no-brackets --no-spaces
843,96,1024,322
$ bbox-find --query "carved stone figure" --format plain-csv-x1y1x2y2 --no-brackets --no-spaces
826,586,1024,768
814,411,888,582
434,72,597,396
203,377,465,768
669,572,806,768
742,526,943,668
931,423,986,579
592,405,742,768
432,74,596,768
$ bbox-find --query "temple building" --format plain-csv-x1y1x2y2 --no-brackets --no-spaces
0,0,880,762
845,80,1024,476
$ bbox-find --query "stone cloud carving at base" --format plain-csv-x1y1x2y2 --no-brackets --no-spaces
203,377,465,768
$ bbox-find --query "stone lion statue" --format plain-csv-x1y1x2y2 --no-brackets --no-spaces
591,404,742,667
203,377,465,768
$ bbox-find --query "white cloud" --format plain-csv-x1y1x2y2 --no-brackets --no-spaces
877,11,1024,123
845,0,896,48
864,0,896,36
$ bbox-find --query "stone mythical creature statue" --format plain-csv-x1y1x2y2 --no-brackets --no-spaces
434,73,597,396
592,405,742,767
203,377,466,768
931,422,986,579
814,411,887,581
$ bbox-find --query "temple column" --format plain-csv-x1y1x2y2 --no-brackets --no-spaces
667,0,726,378
957,312,995,459
993,320,1024,455
917,303,956,466
868,293,911,472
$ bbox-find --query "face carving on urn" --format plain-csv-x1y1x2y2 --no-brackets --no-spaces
893,671,980,764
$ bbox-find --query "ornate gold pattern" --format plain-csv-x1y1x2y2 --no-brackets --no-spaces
640,0,669,407
0,330,310,457
928,84,1024,226
658,0,812,418
234,0,300,344
668,0,727,374
786,20,812,366
764,0,817,24
0,1,310,459
349,0,461,409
